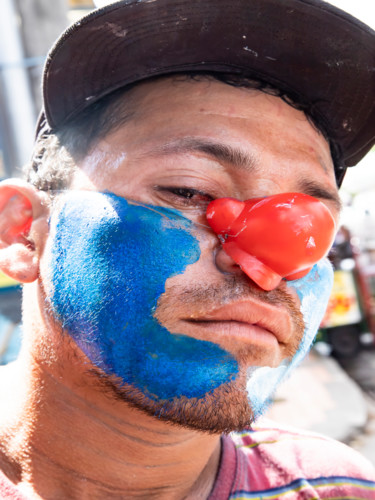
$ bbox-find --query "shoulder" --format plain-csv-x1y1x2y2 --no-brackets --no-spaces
226,420,375,499
231,418,375,475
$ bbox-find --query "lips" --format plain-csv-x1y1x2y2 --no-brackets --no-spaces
184,299,293,346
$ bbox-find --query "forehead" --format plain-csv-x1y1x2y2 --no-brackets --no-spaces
102,76,333,167
129,77,324,135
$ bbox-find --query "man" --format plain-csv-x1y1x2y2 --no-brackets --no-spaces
0,0,374,498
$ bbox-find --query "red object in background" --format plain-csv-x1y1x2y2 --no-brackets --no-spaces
206,193,336,291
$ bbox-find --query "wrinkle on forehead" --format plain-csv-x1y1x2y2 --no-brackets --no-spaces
125,80,331,170
196,90,295,119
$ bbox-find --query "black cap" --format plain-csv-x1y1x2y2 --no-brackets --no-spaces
40,0,375,174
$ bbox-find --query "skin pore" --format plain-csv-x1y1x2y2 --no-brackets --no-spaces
0,78,341,499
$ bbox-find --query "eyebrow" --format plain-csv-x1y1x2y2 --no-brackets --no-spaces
297,178,342,213
145,137,258,172
143,137,341,212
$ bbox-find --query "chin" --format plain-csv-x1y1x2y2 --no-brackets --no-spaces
88,366,256,434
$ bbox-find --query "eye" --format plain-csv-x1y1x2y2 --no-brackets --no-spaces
154,186,214,208
168,187,196,199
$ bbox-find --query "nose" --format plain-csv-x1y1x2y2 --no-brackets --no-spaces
206,193,336,291
214,245,243,275
215,239,284,290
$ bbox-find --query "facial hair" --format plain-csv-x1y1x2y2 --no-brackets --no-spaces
86,274,305,434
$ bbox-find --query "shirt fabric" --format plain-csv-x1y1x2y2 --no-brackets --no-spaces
209,420,375,499
1,421,374,499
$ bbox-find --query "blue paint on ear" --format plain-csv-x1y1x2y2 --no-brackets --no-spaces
246,259,334,419
48,192,238,401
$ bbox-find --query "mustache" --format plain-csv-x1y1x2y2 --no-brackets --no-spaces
167,274,300,309
155,274,306,361
156,274,305,333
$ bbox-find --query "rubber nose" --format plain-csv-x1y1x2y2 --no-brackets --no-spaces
206,198,244,235
206,193,336,291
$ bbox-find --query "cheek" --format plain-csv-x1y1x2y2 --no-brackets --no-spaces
286,258,334,364
46,192,238,401
245,259,334,419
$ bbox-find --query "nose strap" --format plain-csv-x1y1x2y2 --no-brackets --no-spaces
206,193,336,291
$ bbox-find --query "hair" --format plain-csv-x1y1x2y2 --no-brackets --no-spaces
25,72,345,191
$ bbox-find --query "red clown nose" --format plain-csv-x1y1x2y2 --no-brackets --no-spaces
206,193,336,291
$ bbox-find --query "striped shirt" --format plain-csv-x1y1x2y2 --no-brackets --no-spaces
209,420,375,499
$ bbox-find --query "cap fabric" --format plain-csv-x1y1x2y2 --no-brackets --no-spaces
41,0,375,172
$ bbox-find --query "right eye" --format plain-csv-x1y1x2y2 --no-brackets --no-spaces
154,186,214,209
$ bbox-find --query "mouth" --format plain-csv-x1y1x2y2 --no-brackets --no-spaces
183,318,281,352
178,298,295,355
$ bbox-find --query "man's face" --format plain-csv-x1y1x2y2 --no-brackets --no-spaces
41,78,340,431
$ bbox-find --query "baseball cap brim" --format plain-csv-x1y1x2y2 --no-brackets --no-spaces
41,0,375,169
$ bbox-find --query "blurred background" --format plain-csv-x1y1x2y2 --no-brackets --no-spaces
0,0,375,463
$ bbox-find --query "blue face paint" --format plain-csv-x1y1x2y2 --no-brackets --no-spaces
47,190,333,419
47,191,238,401
246,259,334,419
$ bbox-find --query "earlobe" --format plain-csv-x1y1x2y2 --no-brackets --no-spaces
0,179,49,283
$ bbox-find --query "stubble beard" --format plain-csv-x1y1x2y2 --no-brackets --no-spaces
87,276,305,434
88,365,253,434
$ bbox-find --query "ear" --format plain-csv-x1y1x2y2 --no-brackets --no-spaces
0,179,49,283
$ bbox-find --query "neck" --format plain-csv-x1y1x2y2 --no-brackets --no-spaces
0,350,221,500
